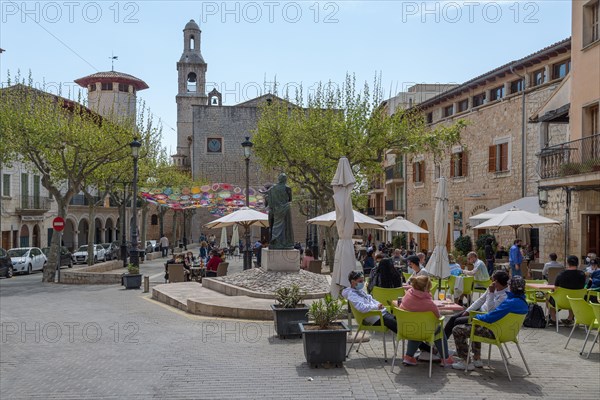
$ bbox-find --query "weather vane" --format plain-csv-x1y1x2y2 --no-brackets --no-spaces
109,53,118,71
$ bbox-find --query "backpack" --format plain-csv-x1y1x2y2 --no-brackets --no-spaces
523,303,547,328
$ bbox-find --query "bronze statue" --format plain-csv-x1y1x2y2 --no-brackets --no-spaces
265,173,294,249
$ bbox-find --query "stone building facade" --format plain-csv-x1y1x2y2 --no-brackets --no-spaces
405,39,571,258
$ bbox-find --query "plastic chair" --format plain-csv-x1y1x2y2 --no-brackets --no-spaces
347,303,390,362
168,264,186,283
586,302,600,359
525,279,549,304
565,296,600,355
372,286,405,312
547,288,588,332
468,310,512,361
216,262,229,277
473,279,492,298
308,260,322,274
467,313,530,381
546,268,564,285
429,281,439,298
402,272,412,282
391,308,445,378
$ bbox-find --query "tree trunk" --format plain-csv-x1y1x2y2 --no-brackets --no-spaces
43,200,67,282
158,207,167,237
87,201,96,266
141,203,148,248
171,212,178,251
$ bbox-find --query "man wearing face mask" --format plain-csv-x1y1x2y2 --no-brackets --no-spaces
509,239,523,277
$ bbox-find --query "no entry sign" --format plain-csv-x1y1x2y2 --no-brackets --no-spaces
52,217,65,232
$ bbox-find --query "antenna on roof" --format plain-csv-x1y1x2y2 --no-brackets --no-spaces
109,52,118,71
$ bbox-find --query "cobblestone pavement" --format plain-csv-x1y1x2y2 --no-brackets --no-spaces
1,269,599,399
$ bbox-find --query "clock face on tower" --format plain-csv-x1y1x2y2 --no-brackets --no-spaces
207,138,222,153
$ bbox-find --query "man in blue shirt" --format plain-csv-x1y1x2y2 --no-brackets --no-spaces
451,276,528,370
509,239,524,277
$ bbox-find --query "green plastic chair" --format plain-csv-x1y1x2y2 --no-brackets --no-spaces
467,313,530,381
391,308,445,378
429,281,439,298
468,310,512,361
347,303,390,362
402,272,412,283
566,296,600,355
371,286,405,312
547,288,588,332
525,279,549,304
586,302,600,359
473,279,492,298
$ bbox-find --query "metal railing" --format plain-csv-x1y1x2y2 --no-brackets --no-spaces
539,133,600,179
367,207,383,216
385,167,403,181
17,196,50,211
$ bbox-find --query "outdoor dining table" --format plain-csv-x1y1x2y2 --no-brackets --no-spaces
189,266,205,282
526,283,555,291
391,299,464,316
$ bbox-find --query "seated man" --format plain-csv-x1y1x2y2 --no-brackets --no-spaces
463,251,490,284
451,276,528,370
542,252,564,280
444,270,509,339
547,255,586,325
407,255,429,285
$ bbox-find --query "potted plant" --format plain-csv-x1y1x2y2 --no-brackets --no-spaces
123,263,142,289
299,294,349,367
271,285,308,339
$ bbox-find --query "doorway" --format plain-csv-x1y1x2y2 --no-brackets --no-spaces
586,214,600,255
418,220,429,253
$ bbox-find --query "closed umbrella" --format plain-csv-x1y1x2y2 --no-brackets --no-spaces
473,206,559,237
231,224,240,255
219,227,228,249
330,157,356,297
426,177,450,280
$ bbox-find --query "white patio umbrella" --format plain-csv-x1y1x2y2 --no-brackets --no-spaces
204,207,269,229
231,224,240,255
383,217,429,233
329,157,357,297
426,177,450,280
473,206,559,237
307,210,385,230
219,227,228,249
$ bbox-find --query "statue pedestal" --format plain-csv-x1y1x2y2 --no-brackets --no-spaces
262,248,300,272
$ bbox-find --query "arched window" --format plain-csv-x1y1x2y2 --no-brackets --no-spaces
187,72,197,92
189,35,195,50
211,97,219,105
151,214,158,225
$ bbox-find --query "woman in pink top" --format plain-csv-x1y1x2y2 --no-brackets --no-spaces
301,249,314,270
399,275,454,366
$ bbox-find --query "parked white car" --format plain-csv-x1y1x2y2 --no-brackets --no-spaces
72,245,106,264
8,247,47,274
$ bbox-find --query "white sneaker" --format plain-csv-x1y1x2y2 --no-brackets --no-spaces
473,359,484,368
418,351,441,361
447,349,457,357
452,361,475,371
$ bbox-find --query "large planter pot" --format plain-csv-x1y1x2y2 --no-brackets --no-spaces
271,304,309,339
123,274,142,289
299,321,349,367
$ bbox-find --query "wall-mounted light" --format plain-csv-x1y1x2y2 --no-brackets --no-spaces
538,188,548,208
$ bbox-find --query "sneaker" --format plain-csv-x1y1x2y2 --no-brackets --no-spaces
447,349,458,357
560,319,574,326
452,361,475,371
547,318,557,326
440,356,455,367
418,351,441,361
473,359,484,368
402,355,418,366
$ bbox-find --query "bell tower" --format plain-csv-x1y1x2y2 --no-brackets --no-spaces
175,19,208,170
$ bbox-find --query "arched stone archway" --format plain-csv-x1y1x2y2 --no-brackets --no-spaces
94,217,103,244
418,220,429,253
20,225,30,247
105,218,114,243
78,219,89,247
32,224,40,248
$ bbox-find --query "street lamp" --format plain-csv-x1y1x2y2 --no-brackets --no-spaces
241,136,253,270
130,138,141,267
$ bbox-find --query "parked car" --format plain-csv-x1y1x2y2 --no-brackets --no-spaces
41,246,73,268
0,248,14,278
8,247,47,274
100,243,119,260
72,245,106,264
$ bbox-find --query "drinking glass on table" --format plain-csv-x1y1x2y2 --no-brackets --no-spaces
438,292,446,301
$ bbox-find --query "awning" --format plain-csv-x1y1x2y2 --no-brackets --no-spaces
469,196,539,226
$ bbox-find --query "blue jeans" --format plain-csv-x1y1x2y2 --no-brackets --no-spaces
510,264,522,277
405,327,449,359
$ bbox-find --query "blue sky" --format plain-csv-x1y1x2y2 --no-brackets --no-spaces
1,1,572,154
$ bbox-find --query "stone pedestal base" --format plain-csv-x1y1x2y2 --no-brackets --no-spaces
262,248,300,272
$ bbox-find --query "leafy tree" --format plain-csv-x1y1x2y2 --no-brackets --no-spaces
0,75,160,281
454,235,473,256
254,74,466,263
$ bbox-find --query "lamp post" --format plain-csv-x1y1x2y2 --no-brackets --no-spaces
241,136,253,270
130,138,141,267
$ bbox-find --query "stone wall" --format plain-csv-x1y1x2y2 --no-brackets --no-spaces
60,260,125,284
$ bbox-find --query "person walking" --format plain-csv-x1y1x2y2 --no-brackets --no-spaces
159,234,169,258
509,239,523,277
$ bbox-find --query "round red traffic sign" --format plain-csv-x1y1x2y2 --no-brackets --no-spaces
52,217,65,232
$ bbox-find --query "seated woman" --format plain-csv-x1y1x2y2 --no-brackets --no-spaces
205,250,223,277
301,248,315,270
406,255,429,285
362,250,375,276
451,276,528,370
448,254,463,276
368,258,403,292
398,275,454,366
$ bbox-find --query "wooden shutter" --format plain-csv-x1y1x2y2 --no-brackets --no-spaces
412,163,417,182
461,151,468,177
450,156,455,177
420,162,425,183
488,146,496,172
500,143,509,171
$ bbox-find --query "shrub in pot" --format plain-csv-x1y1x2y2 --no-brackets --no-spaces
299,294,349,367
123,263,142,289
271,285,308,339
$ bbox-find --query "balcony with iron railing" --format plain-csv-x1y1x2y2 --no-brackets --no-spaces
367,178,385,193
538,133,600,179
385,166,404,182
16,196,51,214
367,206,384,216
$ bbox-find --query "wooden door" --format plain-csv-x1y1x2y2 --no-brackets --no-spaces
587,214,600,255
